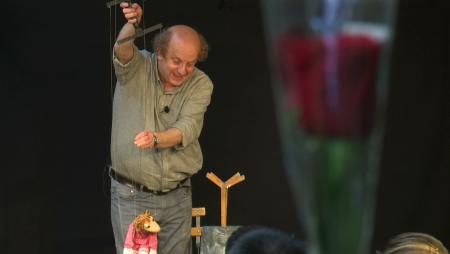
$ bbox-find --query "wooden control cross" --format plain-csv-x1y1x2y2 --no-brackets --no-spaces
206,172,245,227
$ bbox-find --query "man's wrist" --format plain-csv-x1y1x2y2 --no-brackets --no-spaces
152,133,160,147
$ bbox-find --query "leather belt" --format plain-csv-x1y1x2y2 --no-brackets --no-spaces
109,169,186,195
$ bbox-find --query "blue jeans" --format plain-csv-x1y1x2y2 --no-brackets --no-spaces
110,178,192,254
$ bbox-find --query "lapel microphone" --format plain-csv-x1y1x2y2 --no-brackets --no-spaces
164,106,170,113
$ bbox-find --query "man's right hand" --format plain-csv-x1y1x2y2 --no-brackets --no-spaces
114,2,143,64
120,2,143,26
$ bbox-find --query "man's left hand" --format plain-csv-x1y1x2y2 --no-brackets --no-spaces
134,131,155,149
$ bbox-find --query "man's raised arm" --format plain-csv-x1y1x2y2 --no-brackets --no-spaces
114,2,142,64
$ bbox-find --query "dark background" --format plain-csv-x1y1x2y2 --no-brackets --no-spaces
1,0,449,253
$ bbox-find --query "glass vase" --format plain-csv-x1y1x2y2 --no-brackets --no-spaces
260,0,397,253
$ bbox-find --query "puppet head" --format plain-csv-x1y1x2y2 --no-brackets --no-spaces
134,210,161,233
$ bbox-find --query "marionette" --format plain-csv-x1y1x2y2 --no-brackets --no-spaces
123,210,160,254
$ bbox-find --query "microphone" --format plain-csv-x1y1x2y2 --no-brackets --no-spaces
163,106,170,113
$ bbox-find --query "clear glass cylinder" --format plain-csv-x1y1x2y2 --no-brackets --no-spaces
260,0,397,253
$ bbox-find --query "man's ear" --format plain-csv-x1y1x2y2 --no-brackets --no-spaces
156,50,163,60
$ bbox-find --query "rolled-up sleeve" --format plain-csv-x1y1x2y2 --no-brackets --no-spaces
171,77,213,150
113,45,145,85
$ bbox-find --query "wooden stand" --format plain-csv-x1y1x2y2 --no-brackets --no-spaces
206,172,245,227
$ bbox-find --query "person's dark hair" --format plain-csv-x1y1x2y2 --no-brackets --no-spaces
379,232,448,254
225,225,263,253
225,226,306,254
152,26,209,62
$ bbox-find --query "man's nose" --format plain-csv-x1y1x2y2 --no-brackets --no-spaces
177,64,187,75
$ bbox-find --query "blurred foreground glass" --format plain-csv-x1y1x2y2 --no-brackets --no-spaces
260,0,397,253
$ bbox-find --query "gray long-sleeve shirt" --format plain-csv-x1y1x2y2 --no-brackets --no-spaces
111,47,213,191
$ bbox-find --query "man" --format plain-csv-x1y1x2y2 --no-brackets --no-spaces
109,2,213,254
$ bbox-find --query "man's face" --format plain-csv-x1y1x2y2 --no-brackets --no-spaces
157,36,199,91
